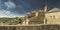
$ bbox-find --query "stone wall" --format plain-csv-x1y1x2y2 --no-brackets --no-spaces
45,12,60,24
0,24,60,30
28,12,45,25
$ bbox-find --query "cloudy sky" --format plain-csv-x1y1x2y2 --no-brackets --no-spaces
0,0,60,17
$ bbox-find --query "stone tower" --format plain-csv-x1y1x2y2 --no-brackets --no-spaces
44,4,48,24
44,4,48,12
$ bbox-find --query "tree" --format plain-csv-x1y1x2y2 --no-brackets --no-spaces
15,17,23,24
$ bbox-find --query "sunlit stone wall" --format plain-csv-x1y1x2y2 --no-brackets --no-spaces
45,12,60,24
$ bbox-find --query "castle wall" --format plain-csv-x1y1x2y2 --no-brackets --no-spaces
24,9,60,25
28,12,45,25
0,25,60,30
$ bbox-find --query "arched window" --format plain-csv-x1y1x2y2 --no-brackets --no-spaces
44,19,47,24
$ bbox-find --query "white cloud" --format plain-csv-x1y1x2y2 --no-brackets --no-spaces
0,0,24,17
3,10,11,15
4,1,16,9
0,9,11,17
0,9,23,17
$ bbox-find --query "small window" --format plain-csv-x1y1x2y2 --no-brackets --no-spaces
50,16,52,19
53,16,55,19
50,16,55,19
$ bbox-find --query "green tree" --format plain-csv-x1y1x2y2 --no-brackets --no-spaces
15,17,23,24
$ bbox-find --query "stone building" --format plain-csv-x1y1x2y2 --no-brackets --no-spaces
24,5,60,25
45,8,60,24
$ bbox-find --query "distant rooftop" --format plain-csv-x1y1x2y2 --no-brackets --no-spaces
49,8,60,12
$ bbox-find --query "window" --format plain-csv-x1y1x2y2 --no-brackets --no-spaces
45,19,47,24
44,19,47,24
50,16,52,19
53,16,55,19
50,16,55,19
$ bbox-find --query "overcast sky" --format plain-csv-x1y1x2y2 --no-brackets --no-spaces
0,0,60,17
